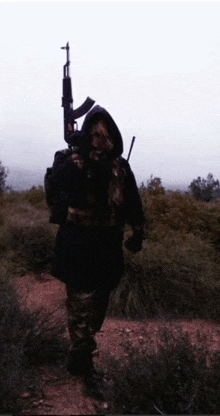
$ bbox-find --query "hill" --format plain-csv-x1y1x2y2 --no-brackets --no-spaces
6,167,44,191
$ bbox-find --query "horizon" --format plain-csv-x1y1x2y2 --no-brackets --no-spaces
5,165,192,193
1,1,220,187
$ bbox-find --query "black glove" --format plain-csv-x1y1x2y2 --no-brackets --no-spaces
125,230,143,253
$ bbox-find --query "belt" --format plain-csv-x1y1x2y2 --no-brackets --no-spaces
67,207,91,225
67,207,117,226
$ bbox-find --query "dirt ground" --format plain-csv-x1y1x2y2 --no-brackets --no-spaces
14,273,220,415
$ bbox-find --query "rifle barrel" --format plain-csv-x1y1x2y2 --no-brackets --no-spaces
127,136,136,162
61,42,95,144
61,42,70,78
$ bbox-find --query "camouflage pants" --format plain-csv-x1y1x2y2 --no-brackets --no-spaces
66,286,110,354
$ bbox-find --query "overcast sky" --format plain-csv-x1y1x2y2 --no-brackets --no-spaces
1,0,220,190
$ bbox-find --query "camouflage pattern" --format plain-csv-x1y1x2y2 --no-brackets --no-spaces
66,287,110,354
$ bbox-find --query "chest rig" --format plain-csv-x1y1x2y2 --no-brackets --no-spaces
67,157,126,226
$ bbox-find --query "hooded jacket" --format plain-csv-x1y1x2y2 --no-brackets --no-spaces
81,105,123,158
47,106,145,290
46,105,144,230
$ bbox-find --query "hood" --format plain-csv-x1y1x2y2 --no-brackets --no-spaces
81,105,123,158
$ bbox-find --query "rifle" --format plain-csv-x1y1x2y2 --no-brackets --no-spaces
61,42,95,146
127,136,136,162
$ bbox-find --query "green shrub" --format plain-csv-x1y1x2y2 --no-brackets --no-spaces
2,186,220,319
109,229,220,320
101,327,220,414
0,279,67,413
0,188,57,275
189,173,220,202
108,190,220,319
0,286,38,413
0,161,8,194
140,188,220,241
5,224,55,274
144,175,165,196
22,186,45,206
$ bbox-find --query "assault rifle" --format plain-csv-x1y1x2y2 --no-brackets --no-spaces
127,136,136,162
61,42,95,146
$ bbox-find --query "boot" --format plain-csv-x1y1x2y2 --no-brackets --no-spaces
83,368,104,400
67,349,94,376
83,367,105,400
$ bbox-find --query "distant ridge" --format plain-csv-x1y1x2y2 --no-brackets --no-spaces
5,167,188,193
6,167,44,191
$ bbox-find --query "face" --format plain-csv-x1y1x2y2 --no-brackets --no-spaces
89,121,113,159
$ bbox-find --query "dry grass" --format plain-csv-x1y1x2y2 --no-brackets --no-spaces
1,186,220,413
100,327,220,414
108,189,220,319
0,187,58,276
0,279,67,413
1,186,220,319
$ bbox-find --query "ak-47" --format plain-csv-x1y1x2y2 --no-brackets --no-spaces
127,136,136,162
61,42,95,146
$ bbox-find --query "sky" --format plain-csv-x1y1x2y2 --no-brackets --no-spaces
1,0,220,190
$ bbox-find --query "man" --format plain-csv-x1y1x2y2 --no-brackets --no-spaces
46,105,145,396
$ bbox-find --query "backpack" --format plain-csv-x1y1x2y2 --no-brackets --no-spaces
44,166,68,225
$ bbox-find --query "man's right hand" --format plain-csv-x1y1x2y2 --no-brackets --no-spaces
71,153,85,169
125,230,143,253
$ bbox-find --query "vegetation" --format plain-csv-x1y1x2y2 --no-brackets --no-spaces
1,180,220,320
189,173,220,201
109,181,220,319
0,161,8,194
0,184,63,412
1,175,220,413
0,186,57,276
0,270,67,413
145,174,165,196
100,328,220,414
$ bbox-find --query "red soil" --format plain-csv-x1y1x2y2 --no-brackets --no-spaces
14,273,220,415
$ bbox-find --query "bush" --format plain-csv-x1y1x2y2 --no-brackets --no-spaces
0,286,37,412
110,234,220,319
22,186,45,206
101,328,220,414
0,161,8,194
144,175,165,196
140,188,220,240
0,188,57,275
5,224,55,273
2,185,220,320
0,280,67,413
108,189,220,319
189,173,220,202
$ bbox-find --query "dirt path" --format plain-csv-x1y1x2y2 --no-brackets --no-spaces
14,274,220,415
